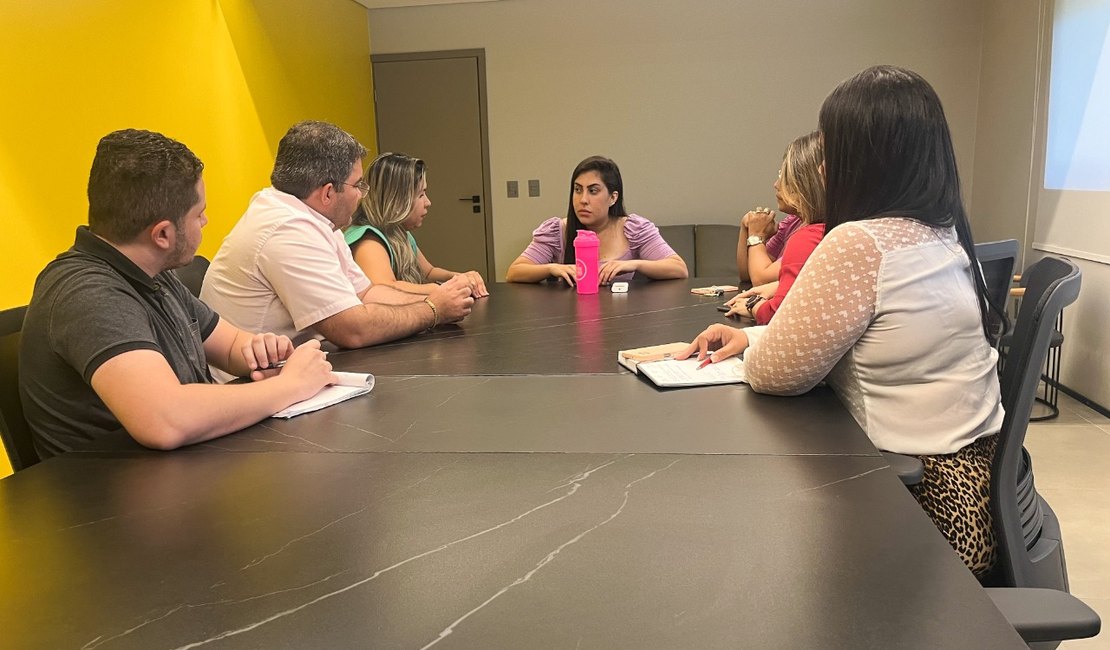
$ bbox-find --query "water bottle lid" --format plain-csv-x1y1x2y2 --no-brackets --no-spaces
574,229,599,244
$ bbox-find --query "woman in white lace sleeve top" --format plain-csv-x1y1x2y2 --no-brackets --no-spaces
679,66,1007,579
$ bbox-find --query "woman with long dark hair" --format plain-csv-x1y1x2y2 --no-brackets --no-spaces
506,156,687,284
681,65,1006,578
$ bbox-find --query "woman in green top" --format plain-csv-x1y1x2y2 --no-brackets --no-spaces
345,152,488,297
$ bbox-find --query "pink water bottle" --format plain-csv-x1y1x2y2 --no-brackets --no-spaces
573,230,600,295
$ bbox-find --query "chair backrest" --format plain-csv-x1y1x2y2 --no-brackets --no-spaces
0,305,39,472
974,239,1018,342
694,224,740,277
173,255,210,298
657,225,696,275
991,257,1080,587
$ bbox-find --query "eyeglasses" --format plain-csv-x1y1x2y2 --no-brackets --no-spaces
339,180,370,196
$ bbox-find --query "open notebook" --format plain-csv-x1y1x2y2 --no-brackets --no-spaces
636,357,745,388
618,344,746,388
272,372,375,419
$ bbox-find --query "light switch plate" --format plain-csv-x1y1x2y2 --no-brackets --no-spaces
528,179,540,197
507,180,519,198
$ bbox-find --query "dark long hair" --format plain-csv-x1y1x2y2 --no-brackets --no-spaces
562,156,628,264
819,65,1005,342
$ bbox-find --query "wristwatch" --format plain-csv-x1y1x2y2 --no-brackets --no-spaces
746,235,765,247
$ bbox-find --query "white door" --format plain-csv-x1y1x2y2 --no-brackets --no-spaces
372,51,493,278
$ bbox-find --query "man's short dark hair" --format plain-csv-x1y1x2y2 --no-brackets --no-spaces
270,121,368,199
87,129,204,243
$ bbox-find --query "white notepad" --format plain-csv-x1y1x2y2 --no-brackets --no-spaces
636,357,746,388
271,372,375,419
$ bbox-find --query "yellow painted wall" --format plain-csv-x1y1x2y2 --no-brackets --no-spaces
0,0,376,477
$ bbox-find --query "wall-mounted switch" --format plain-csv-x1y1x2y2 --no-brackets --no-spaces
528,179,540,197
507,180,519,198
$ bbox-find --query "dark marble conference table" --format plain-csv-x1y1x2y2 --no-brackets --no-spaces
0,278,1024,648
327,275,735,376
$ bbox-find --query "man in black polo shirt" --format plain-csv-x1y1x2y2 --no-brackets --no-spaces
20,129,338,459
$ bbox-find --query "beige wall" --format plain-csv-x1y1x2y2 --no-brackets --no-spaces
970,0,1043,250
973,0,1110,408
368,0,1108,409
1059,260,1110,406
368,0,985,281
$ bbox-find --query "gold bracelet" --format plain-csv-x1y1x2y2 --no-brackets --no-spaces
423,297,439,328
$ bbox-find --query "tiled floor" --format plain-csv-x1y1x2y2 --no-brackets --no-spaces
1024,392,1110,648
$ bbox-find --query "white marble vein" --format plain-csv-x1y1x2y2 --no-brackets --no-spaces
786,466,887,496
254,422,335,451
239,460,460,570
196,442,236,451
62,514,123,531
422,458,682,649
81,572,348,650
168,458,611,648
238,436,289,445
334,421,391,441
60,501,185,532
547,455,630,493
435,377,492,408
390,421,418,445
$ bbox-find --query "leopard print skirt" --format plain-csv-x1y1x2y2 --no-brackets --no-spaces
909,434,998,578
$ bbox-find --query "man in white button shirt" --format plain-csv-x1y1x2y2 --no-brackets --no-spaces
202,121,473,365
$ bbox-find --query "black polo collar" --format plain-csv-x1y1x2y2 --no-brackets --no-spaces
72,226,160,292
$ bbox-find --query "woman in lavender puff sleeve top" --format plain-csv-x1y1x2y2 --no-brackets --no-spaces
505,156,688,285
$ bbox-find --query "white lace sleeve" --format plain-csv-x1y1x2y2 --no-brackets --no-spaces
743,223,880,395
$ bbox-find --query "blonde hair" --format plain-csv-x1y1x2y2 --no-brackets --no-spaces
355,152,426,283
779,131,826,224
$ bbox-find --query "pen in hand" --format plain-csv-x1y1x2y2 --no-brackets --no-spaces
697,356,714,370
261,360,287,371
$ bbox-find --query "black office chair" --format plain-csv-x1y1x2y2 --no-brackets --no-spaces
172,254,210,298
1,305,39,472
693,224,740,277
981,257,1098,646
1001,271,1065,421
987,257,1079,590
657,225,696,275
885,257,1098,645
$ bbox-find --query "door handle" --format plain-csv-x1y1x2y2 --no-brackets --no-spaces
458,195,481,203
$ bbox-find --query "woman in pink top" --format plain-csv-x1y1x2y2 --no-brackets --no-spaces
726,131,826,323
506,156,688,285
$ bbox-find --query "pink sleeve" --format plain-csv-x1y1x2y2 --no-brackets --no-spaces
765,214,802,260
624,215,676,260
520,217,565,264
754,223,825,325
